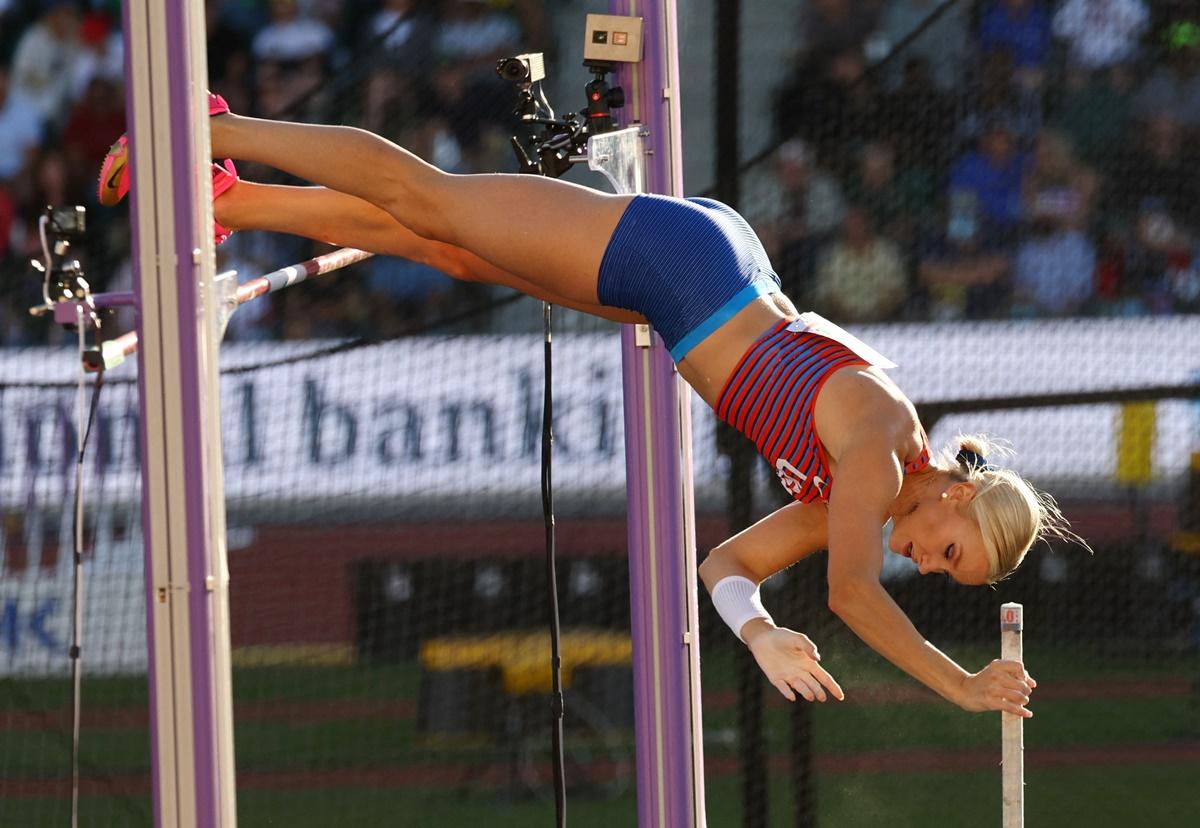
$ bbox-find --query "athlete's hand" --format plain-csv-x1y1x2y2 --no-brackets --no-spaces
743,622,845,703
958,659,1037,717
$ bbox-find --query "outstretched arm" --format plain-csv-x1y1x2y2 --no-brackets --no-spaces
699,501,844,703
825,437,1034,716
699,499,829,589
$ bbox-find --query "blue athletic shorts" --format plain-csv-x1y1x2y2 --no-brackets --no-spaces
596,194,782,361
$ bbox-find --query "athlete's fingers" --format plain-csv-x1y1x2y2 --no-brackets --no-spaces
1001,676,1031,696
787,676,816,702
790,673,825,703
1002,699,1033,718
809,663,845,701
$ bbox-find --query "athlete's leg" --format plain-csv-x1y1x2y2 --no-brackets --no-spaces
210,115,630,306
216,179,645,325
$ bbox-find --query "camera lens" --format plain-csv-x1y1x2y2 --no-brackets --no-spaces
497,57,530,83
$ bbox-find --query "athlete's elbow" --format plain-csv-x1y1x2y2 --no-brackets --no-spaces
697,549,722,593
427,247,471,281
826,576,873,619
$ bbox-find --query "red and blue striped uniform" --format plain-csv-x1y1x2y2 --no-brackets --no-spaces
716,320,931,503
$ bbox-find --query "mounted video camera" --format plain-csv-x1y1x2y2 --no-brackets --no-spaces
496,15,642,178
496,52,545,86
48,205,87,240
495,52,624,177
30,205,97,329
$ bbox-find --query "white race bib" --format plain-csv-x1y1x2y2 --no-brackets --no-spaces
786,312,898,369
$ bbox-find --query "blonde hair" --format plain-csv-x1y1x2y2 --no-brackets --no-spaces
939,434,1086,584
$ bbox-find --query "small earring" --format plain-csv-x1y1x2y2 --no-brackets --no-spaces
940,492,948,500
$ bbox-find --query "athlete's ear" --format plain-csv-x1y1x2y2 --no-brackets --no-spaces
945,481,977,503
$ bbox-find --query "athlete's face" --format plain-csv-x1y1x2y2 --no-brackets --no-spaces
888,482,991,585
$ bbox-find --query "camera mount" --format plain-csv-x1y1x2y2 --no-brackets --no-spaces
27,205,101,331
496,53,625,178
496,14,643,178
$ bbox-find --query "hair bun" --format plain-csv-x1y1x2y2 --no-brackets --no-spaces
956,447,993,472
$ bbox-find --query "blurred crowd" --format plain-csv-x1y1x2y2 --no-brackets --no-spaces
0,0,548,344
1,0,1198,345
750,0,1200,322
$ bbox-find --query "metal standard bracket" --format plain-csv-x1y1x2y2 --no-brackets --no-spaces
213,268,239,342
51,299,99,330
587,126,646,195
588,128,657,349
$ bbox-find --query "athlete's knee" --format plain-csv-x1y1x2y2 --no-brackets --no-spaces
426,245,476,282
379,167,456,242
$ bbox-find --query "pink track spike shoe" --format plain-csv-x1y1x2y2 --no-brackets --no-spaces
210,159,239,246
97,91,231,207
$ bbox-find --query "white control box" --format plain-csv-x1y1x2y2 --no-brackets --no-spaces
583,14,644,64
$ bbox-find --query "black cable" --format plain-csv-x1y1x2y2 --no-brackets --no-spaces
70,365,105,828
541,301,567,826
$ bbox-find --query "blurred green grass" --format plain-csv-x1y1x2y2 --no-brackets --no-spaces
2,765,1197,827
0,642,1195,826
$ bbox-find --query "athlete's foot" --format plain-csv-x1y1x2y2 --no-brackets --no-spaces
97,91,231,207
96,135,131,207
97,92,237,246
210,160,239,246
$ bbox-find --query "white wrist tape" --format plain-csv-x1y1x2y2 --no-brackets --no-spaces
711,576,774,642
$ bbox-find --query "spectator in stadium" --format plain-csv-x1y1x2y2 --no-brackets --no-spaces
251,0,336,65
9,0,81,129
364,254,456,337
977,0,1052,87
882,56,958,173
0,0,23,61
366,0,436,62
70,9,124,101
1110,112,1200,310
0,178,14,261
359,2,439,136
0,62,44,187
957,48,1041,149
917,201,1013,320
812,205,908,322
99,96,1060,718
1048,64,1135,173
12,148,74,269
775,44,883,177
1012,130,1099,316
798,0,882,57
1132,30,1200,128
206,0,254,115
1113,113,1199,242
872,0,971,92
251,0,336,116
844,139,935,251
61,77,126,203
1052,0,1149,72
430,0,543,170
1021,130,1098,234
742,138,845,303
948,116,1030,238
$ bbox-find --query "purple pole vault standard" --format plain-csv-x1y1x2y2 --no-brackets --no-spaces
166,4,218,822
125,0,235,823
607,2,707,826
119,3,162,818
